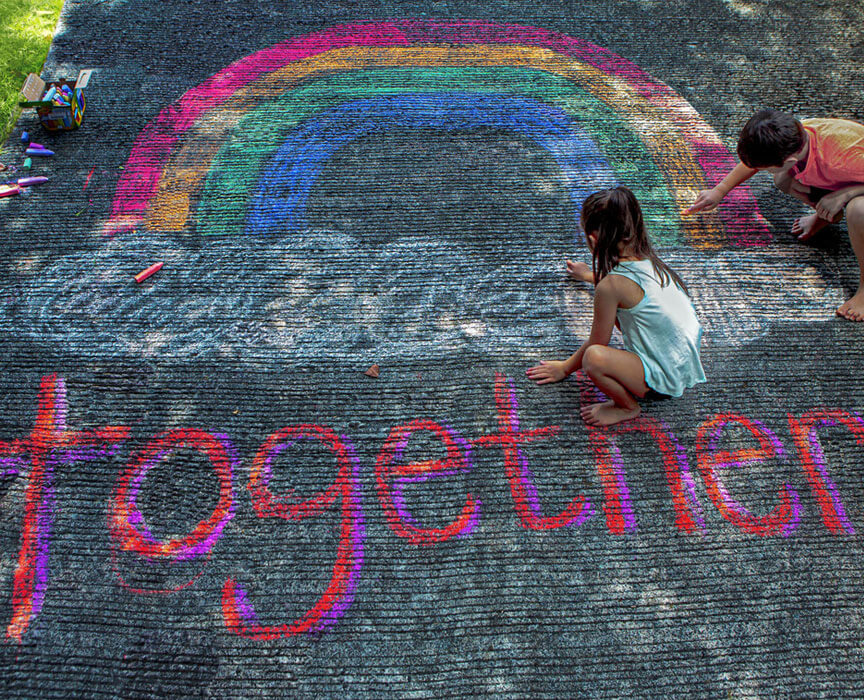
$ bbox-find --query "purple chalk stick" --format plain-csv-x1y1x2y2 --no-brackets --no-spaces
17,177,49,187
26,149,54,157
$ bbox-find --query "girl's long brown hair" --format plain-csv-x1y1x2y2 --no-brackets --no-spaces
581,186,688,294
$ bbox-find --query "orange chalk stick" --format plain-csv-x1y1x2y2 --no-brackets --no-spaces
134,261,164,283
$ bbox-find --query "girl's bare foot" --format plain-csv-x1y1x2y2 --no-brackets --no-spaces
580,400,641,427
566,259,594,283
792,213,831,242
837,289,864,321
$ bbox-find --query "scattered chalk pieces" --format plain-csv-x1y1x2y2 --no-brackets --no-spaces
364,364,380,378
134,261,164,283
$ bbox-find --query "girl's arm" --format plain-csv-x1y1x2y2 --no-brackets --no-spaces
685,161,758,214
526,278,619,385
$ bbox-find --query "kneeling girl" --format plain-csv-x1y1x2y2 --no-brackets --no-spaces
527,186,705,426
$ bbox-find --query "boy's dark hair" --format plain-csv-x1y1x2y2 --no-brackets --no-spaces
737,109,805,168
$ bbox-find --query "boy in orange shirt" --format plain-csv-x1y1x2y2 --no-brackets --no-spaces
687,109,864,320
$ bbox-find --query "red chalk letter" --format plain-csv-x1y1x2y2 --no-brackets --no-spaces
788,409,864,535
109,429,236,590
223,424,364,639
7,374,129,642
376,419,479,544
473,373,590,530
695,413,800,536
587,417,706,535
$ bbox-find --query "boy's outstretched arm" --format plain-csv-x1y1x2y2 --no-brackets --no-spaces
685,161,757,214
527,279,618,385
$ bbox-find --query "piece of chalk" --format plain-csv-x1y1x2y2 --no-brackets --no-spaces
26,148,54,157
0,185,21,198
22,158,31,170
20,131,29,143
134,261,164,283
29,142,46,150
17,176,49,187
364,364,380,378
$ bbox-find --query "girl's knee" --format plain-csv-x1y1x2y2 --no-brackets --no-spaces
582,344,608,375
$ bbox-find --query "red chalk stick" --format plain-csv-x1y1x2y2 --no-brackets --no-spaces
0,184,20,198
134,261,164,283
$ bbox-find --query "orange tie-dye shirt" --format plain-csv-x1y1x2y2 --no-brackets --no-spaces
792,118,864,190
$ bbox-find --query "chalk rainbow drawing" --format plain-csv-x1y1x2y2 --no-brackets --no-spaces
104,19,768,249
19,19,842,362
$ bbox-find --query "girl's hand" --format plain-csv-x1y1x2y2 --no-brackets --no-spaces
684,188,724,214
566,260,594,283
815,191,847,222
526,360,569,385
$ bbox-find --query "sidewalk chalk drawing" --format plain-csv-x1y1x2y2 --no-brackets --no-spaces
7,371,863,642
12,21,845,360
105,20,768,246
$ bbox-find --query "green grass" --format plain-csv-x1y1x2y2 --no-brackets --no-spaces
0,0,64,143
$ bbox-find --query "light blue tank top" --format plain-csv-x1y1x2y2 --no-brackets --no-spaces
610,259,706,397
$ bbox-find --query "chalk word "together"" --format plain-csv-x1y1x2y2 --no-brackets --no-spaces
1,373,862,642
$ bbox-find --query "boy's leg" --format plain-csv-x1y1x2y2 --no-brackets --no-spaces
774,171,839,241
580,345,648,426
836,196,864,321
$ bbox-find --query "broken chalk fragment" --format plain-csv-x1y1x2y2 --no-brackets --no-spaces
364,364,380,378
134,261,164,284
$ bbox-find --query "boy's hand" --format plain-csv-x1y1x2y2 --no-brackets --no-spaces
566,259,594,283
815,191,848,222
684,188,724,214
526,360,569,385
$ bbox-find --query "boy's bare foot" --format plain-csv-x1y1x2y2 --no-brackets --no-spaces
836,289,864,322
566,259,594,283
792,213,831,242
580,400,641,427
